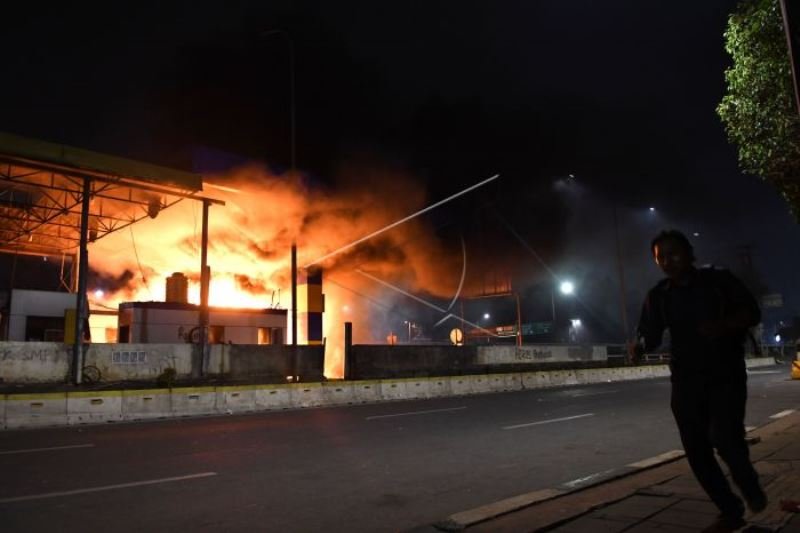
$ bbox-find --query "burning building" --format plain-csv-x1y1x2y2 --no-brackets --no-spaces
116,270,288,344
0,132,476,382
117,301,287,344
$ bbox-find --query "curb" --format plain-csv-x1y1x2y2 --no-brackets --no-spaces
419,410,786,532
427,450,688,532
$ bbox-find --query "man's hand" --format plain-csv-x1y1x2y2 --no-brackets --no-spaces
626,341,644,364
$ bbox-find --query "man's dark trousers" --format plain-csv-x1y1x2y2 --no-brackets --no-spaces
671,374,762,518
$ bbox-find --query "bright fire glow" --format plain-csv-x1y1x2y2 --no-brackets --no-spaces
88,165,463,378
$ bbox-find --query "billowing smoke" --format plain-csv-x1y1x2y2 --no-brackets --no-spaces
88,164,465,377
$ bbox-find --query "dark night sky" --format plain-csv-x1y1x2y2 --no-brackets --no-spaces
2,1,799,335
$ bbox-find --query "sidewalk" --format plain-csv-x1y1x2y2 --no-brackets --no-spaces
414,409,800,533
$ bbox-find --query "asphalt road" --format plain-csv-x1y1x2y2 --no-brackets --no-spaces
1,364,797,532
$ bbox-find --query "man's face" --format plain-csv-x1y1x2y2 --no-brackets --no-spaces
653,238,691,279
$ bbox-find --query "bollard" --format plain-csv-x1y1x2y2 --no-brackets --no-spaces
344,322,353,380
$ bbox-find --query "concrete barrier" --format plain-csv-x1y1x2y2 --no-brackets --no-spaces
427,377,453,398
746,357,776,368
488,374,507,393
289,383,326,408
322,381,356,405
405,379,431,400
217,386,258,413
122,389,172,421
4,392,67,429
2,358,778,430
380,379,409,401
505,373,522,392
495,374,517,392
171,386,217,417
586,368,614,383
255,385,293,410
451,376,474,396
352,380,382,403
67,391,123,425
521,371,550,389
471,375,492,394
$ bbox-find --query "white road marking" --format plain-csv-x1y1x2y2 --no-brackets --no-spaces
747,370,782,375
566,389,619,398
746,426,757,432
562,469,615,488
0,444,95,455
366,406,467,420
769,409,796,419
502,413,594,430
0,472,218,504
626,450,685,469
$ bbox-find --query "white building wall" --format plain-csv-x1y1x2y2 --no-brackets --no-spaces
120,305,287,344
7,290,77,341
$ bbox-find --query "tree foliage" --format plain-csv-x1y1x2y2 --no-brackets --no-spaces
718,0,800,217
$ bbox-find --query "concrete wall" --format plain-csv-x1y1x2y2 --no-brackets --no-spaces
349,345,480,379
0,342,70,382
0,342,323,384
0,357,778,430
85,344,197,382
347,344,611,379
477,345,608,365
207,344,325,382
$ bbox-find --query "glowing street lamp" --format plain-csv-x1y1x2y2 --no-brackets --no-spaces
559,280,575,295
551,279,576,326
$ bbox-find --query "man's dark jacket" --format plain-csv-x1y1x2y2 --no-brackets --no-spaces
637,266,761,382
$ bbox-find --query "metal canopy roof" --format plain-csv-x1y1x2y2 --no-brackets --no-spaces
0,131,223,257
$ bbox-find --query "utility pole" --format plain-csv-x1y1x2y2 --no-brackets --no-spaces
291,241,297,346
199,200,210,376
72,177,91,384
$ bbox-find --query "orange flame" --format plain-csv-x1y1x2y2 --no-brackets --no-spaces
89,164,464,378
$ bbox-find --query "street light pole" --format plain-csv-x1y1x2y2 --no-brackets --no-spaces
514,292,522,347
